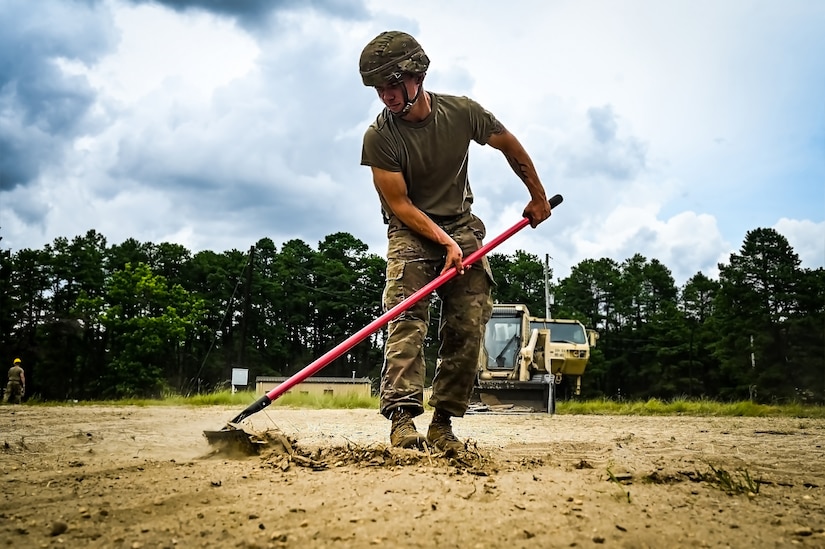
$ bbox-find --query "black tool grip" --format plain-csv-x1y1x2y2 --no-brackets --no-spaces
549,194,563,208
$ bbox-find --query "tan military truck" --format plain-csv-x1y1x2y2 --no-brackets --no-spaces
472,303,598,413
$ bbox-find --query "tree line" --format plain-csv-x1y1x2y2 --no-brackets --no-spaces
0,227,822,403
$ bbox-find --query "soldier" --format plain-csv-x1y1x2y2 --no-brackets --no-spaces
5,358,25,404
359,31,552,452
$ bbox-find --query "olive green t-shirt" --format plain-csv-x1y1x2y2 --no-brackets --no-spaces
8,365,23,383
361,92,502,222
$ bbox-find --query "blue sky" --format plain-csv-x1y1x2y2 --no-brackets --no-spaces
1,0,823,286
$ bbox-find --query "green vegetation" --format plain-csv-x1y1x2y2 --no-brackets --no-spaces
150,390,379,409
18,393,825,418
1,226,822,404
23,390,381,410
556,397,825,418
606,466,632,503
701,464,762,496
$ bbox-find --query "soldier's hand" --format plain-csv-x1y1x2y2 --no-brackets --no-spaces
523,197,552,228
442,239,464,275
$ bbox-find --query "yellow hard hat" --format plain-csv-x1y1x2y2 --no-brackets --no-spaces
13,358,21,364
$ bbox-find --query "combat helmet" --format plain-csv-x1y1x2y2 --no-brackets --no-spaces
359,31,430,87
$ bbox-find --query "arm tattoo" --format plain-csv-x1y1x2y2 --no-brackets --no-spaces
489,120,527,180
505,153,529,182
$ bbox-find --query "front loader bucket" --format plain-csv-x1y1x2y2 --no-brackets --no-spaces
471,379,555,414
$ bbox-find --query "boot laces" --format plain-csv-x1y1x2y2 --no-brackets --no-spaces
435,422,459,442
393,419,419,438
433,420,461,442
392,409,418,434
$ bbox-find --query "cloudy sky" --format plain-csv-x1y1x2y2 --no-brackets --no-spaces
1,0,823,286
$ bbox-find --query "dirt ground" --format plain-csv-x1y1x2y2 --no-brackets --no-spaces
0,405,823,548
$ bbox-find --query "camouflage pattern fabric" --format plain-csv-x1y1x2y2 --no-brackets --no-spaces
380,213,493,419
359,31,430,86
4,382,22,404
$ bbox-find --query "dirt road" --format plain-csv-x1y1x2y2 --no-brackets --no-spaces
1,405,823,548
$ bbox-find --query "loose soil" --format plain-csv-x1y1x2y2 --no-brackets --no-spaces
1,405,823,548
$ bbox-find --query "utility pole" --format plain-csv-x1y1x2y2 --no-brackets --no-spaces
238,245,255,370
544,254,553,319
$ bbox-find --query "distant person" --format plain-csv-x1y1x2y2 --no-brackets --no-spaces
5,358,25,404
358,31,551,452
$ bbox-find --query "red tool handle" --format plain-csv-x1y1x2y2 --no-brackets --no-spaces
229,194,563,423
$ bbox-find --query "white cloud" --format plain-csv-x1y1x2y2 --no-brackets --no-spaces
1,0,823,295
774,218,825,270
86,1,259,103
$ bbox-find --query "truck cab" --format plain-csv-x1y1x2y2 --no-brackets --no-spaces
474,304,598,413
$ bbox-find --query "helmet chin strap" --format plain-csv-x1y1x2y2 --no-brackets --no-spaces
394,76,424,117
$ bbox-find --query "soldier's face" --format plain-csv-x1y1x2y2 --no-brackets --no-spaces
375,75,418,113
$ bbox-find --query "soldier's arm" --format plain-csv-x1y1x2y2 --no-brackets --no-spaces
370,166,464,274
486,128,551,228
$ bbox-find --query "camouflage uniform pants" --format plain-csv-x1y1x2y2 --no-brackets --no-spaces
380,213,493,419
4,381,22,404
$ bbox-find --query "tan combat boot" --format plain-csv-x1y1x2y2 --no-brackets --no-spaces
390,408,425,449
427,408,465,454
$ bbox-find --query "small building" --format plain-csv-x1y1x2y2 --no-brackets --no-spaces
255,376,372,398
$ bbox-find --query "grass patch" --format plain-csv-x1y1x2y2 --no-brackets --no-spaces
17,393,825,417
699,464,762,495
22,390,380,410
556,397,825,418
606,466,632,503
164,390,379,410
269,391,378,410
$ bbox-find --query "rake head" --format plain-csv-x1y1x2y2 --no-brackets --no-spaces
203,423,266,456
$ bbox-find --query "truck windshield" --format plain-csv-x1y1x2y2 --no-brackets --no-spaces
484,317,521,369
531,321,587,344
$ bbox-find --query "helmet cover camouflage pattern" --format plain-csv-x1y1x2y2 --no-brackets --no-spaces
359,31,430,87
